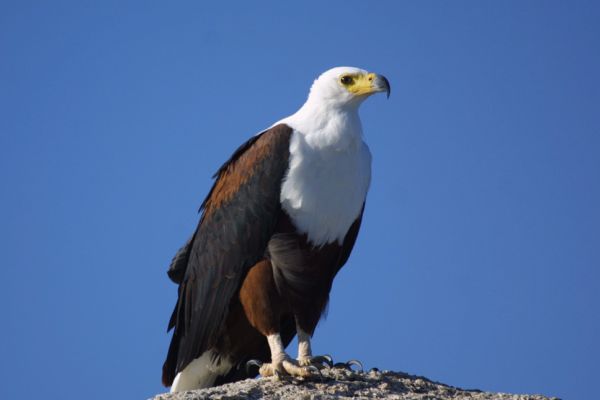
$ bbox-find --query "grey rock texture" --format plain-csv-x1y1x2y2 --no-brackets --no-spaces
152,368,559,400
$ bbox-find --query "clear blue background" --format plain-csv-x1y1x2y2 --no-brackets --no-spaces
1,1,598,399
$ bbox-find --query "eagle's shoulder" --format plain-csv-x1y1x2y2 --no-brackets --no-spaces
199,123,294,216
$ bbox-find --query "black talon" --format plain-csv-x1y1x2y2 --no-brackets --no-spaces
345,359,363,371
274,369,283,380
346,359,364,371
333,359,364,371
306,365,324,381
311,355,334,368
246,359,263,374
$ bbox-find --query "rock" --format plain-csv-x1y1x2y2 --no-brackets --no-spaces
151,368,559,400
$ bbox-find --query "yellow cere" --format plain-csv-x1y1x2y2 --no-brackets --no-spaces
339,72,378,96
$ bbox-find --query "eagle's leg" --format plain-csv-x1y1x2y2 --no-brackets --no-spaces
296,326,361,372
239,260,319,379
296,328,333,368
256,333,318,378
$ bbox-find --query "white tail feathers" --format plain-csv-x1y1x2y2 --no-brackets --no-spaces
170,350,232,393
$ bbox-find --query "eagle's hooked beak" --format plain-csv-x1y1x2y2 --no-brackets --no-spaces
373,74,391,99
340,71,391,99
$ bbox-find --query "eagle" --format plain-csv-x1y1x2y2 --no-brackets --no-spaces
163,66,390,392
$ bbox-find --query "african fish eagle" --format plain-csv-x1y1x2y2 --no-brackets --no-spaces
163,66,390,392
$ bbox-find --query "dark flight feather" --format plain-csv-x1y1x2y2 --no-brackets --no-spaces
162,124,293,386
167,235,194,284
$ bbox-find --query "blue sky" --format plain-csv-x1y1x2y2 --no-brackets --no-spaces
1,1,598,399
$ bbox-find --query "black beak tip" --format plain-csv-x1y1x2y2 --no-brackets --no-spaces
382,75,391,98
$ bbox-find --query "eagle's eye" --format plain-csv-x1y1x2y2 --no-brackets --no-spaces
340,75,354,85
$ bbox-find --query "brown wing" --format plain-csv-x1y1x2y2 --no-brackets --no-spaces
162,124,293,386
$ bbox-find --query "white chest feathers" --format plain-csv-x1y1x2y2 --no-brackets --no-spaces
280,130,372,245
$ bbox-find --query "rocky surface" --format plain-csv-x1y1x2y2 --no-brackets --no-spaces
152,367,559,400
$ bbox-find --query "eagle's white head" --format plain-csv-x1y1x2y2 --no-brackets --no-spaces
306,66,390,108
279,66,390,141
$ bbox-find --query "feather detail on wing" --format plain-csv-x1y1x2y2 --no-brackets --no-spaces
162,124,293,386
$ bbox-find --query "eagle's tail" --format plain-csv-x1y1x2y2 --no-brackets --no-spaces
167,350,233,393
